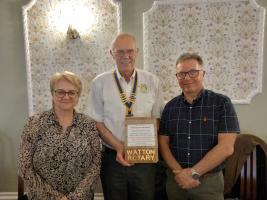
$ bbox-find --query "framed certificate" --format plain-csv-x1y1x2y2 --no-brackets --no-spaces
124,117,158,163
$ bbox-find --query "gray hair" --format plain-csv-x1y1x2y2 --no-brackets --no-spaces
176,52,203,67
110,32,137,50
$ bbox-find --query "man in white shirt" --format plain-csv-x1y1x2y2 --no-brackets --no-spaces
85,33,164,200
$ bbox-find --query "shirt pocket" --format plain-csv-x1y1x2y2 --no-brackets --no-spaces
134,93,155,116
200,108,219,136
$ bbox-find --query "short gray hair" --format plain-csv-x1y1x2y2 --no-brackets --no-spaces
176,52,203,66
111,32,137,50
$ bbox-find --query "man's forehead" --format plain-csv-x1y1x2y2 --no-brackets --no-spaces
114,43,136,49
177,60,202,71
114,37,136,46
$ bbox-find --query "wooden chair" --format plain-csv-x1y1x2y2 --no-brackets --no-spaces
224,134,267,200
18,175,28,200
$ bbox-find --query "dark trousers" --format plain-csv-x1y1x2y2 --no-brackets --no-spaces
101,148,156,200
166,169,224,200
155,160,168,200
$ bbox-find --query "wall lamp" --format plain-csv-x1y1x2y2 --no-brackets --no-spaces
48,1,95,40
67,25,80,39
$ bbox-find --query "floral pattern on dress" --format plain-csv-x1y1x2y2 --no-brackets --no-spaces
18,109,101,200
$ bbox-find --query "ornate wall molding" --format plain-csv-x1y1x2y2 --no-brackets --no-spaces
144,0,265,104
23,0,121,115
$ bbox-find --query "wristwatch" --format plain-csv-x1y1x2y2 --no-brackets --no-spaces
191,168,200,180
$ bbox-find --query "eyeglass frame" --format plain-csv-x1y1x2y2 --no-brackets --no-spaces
53,89,79,98
176,69,204,80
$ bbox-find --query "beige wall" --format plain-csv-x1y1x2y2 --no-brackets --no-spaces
0,0,266,192
0,0,29,192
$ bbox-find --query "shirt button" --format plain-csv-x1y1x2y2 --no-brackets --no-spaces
189,121,192,124
188,136,191,139
187,153,190,156
189,107,192,109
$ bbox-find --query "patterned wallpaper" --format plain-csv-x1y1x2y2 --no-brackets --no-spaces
23,0,121,115
144,0,265,104
23,0,265,115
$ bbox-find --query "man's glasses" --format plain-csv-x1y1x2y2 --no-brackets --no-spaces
53,89,78,98
176,69,203,80
113,49,136,56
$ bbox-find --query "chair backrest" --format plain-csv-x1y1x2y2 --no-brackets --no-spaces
239,145,266,200
18,175,24,199
224,134,267,200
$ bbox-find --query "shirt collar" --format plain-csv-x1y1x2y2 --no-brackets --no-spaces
182,89,205,104
115,68,136,82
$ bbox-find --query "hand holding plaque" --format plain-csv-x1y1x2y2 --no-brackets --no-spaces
124,117,158,163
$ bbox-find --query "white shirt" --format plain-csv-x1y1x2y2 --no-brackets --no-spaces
85,68,164,148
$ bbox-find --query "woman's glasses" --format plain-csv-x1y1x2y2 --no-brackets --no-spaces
53,89,78,98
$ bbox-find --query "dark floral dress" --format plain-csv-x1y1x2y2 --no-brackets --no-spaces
18,109,101,200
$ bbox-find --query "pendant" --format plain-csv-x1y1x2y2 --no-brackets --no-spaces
126,109,133,117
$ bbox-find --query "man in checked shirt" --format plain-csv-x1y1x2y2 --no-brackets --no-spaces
159,52,240,200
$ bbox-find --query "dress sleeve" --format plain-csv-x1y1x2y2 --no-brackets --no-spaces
68,120,102,200
18,116,65,199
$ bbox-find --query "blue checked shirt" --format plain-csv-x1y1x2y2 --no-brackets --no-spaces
159,89,240,171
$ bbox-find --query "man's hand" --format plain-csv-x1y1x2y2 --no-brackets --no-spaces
174,168,200,189
59,196,68,200
96,122,133,167
115,143,133,167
